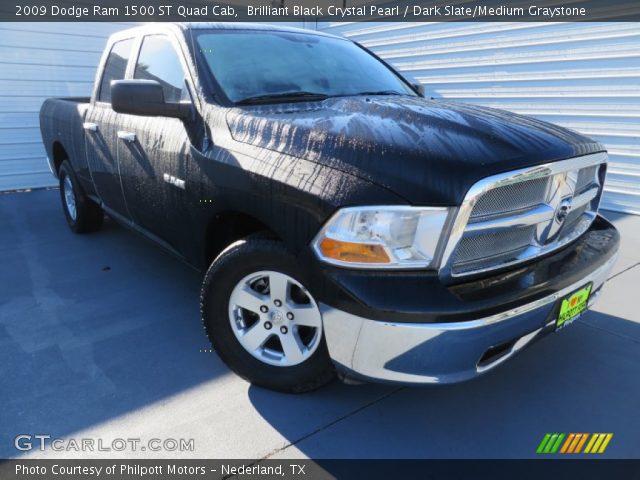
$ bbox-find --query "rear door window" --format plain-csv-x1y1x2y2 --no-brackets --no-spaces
97,38,134,103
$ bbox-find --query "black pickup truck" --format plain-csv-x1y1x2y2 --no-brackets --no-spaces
40,23,619,392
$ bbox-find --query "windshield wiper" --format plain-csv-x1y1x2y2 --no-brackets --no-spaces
235,91,329,105
353,90,406,96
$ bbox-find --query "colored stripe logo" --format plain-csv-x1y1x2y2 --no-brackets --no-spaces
537,433,612,454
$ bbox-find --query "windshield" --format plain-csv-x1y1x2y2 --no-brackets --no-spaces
195,30,416,103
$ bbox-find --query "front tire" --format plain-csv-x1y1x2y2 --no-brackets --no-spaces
200,237,335,393
58,160,103,233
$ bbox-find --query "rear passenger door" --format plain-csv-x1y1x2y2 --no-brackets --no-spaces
83,37,135,218
116,34,194,253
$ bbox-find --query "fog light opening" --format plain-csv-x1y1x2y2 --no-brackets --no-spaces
477,340,517,368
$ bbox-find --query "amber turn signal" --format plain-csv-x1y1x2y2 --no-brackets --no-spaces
318,238,391,264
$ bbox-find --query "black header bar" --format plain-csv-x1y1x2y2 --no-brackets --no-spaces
3,0,640,22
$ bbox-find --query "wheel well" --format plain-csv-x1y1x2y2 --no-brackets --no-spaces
205,211,277,264
52,142,67,174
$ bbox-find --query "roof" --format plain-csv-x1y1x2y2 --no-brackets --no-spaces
112,22,342,41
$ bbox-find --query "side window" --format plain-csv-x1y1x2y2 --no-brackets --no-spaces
134,35,187,103
98,38,134,103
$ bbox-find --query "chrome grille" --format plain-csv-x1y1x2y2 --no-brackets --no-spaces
441,153,607,278
470,176,550,221
453,226,536,274
576,165,598,192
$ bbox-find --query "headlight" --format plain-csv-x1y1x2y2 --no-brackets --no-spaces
312,206,450,269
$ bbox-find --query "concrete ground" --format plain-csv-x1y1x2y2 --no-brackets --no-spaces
1,189,639,460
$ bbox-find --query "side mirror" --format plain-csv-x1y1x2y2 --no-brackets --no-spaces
111,79,191,119
412,83,426,97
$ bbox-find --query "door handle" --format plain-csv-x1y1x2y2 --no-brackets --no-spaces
117,131,136,143
83,122,98,132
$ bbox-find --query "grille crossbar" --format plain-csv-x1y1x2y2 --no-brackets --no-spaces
463,184,599,237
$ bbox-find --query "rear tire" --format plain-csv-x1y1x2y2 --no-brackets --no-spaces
58,160,103,233
200,237,335,393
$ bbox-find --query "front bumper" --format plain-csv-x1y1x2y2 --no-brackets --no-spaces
320,216,619,384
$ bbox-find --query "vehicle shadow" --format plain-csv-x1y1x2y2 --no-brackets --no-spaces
0,190,224,458
248,310,640,460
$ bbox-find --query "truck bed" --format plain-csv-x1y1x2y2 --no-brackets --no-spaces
39,97,91,182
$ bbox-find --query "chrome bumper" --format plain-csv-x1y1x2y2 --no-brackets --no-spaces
321,253,617,385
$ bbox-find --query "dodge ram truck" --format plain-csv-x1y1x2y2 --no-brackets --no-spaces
40,23,619,392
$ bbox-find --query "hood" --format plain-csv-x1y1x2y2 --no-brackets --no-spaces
226,96,603,205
